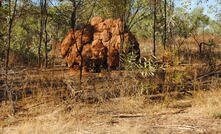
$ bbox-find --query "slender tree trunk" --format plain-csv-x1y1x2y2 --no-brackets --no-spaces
202,25,205,52
163,0,167,50
199,43,202,54
169,0,174,46
43,0,48,68
203,25,205,42
56,23,60,41
153,0,157,56
6,0,12,73
6,22,11,70
71,0,96,98
38,0,44,67
6,0,17,72
6,0,18,115
192,33,202,54
71,0,83,88
119,18,125,68
0,0,2,33
71,1,77,29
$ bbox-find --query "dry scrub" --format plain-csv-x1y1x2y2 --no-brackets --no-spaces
2,87,221,134
0,35,221,133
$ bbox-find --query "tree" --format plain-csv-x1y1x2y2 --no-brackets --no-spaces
190,8,210,53
48,3,71,42
44,0,48,67
95,0,151,31
168,0,174,42
70,0,82,29
6,0,18,71
0,0,4,44
38,0,44,66
5,0,18,116
163,0,167,50
153,0,157,56
172,7,191,50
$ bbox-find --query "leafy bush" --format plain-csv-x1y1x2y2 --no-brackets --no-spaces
136,56,159,77
120,51,138,71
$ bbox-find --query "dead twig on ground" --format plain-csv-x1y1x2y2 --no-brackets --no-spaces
112,114,146,118
147,125,207,132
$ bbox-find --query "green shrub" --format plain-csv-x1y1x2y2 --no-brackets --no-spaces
213,113,221,119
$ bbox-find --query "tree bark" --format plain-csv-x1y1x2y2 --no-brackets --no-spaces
38,0,44,67
6,0,18,116
0,0,2,29
153,0,157,56
163,0,167,50
71,0,77,29
169,0,174,49
6,0,17,71
44,0,48,67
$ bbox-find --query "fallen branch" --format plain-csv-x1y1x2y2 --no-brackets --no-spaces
112,114,146,118
149,125,206,131
196,70,221,80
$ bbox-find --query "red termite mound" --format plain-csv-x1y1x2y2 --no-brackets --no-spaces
60,17,140,72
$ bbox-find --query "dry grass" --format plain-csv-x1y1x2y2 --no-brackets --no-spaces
2,87,221,134
190,89,221,117
0,34,221,133
0,96,167,134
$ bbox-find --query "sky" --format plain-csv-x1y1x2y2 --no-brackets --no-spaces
175,0,218,20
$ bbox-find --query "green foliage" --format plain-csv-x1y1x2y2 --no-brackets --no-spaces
0,4,9,42
140,81,158,95
95,0,131,19
190,8,210,33
136,56,158,77
206,39,217,48
94,0,151,31
209,20,221,35
132,15,152,40
172,71,185,85
131,0,174,42
172,7,192,38
0,0,220,66
48,3,71,41
120,51,138,71
213,113,221,119
121,51,163,78
170,7,210,40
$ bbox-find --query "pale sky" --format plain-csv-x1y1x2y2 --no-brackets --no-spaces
175,0,218,20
